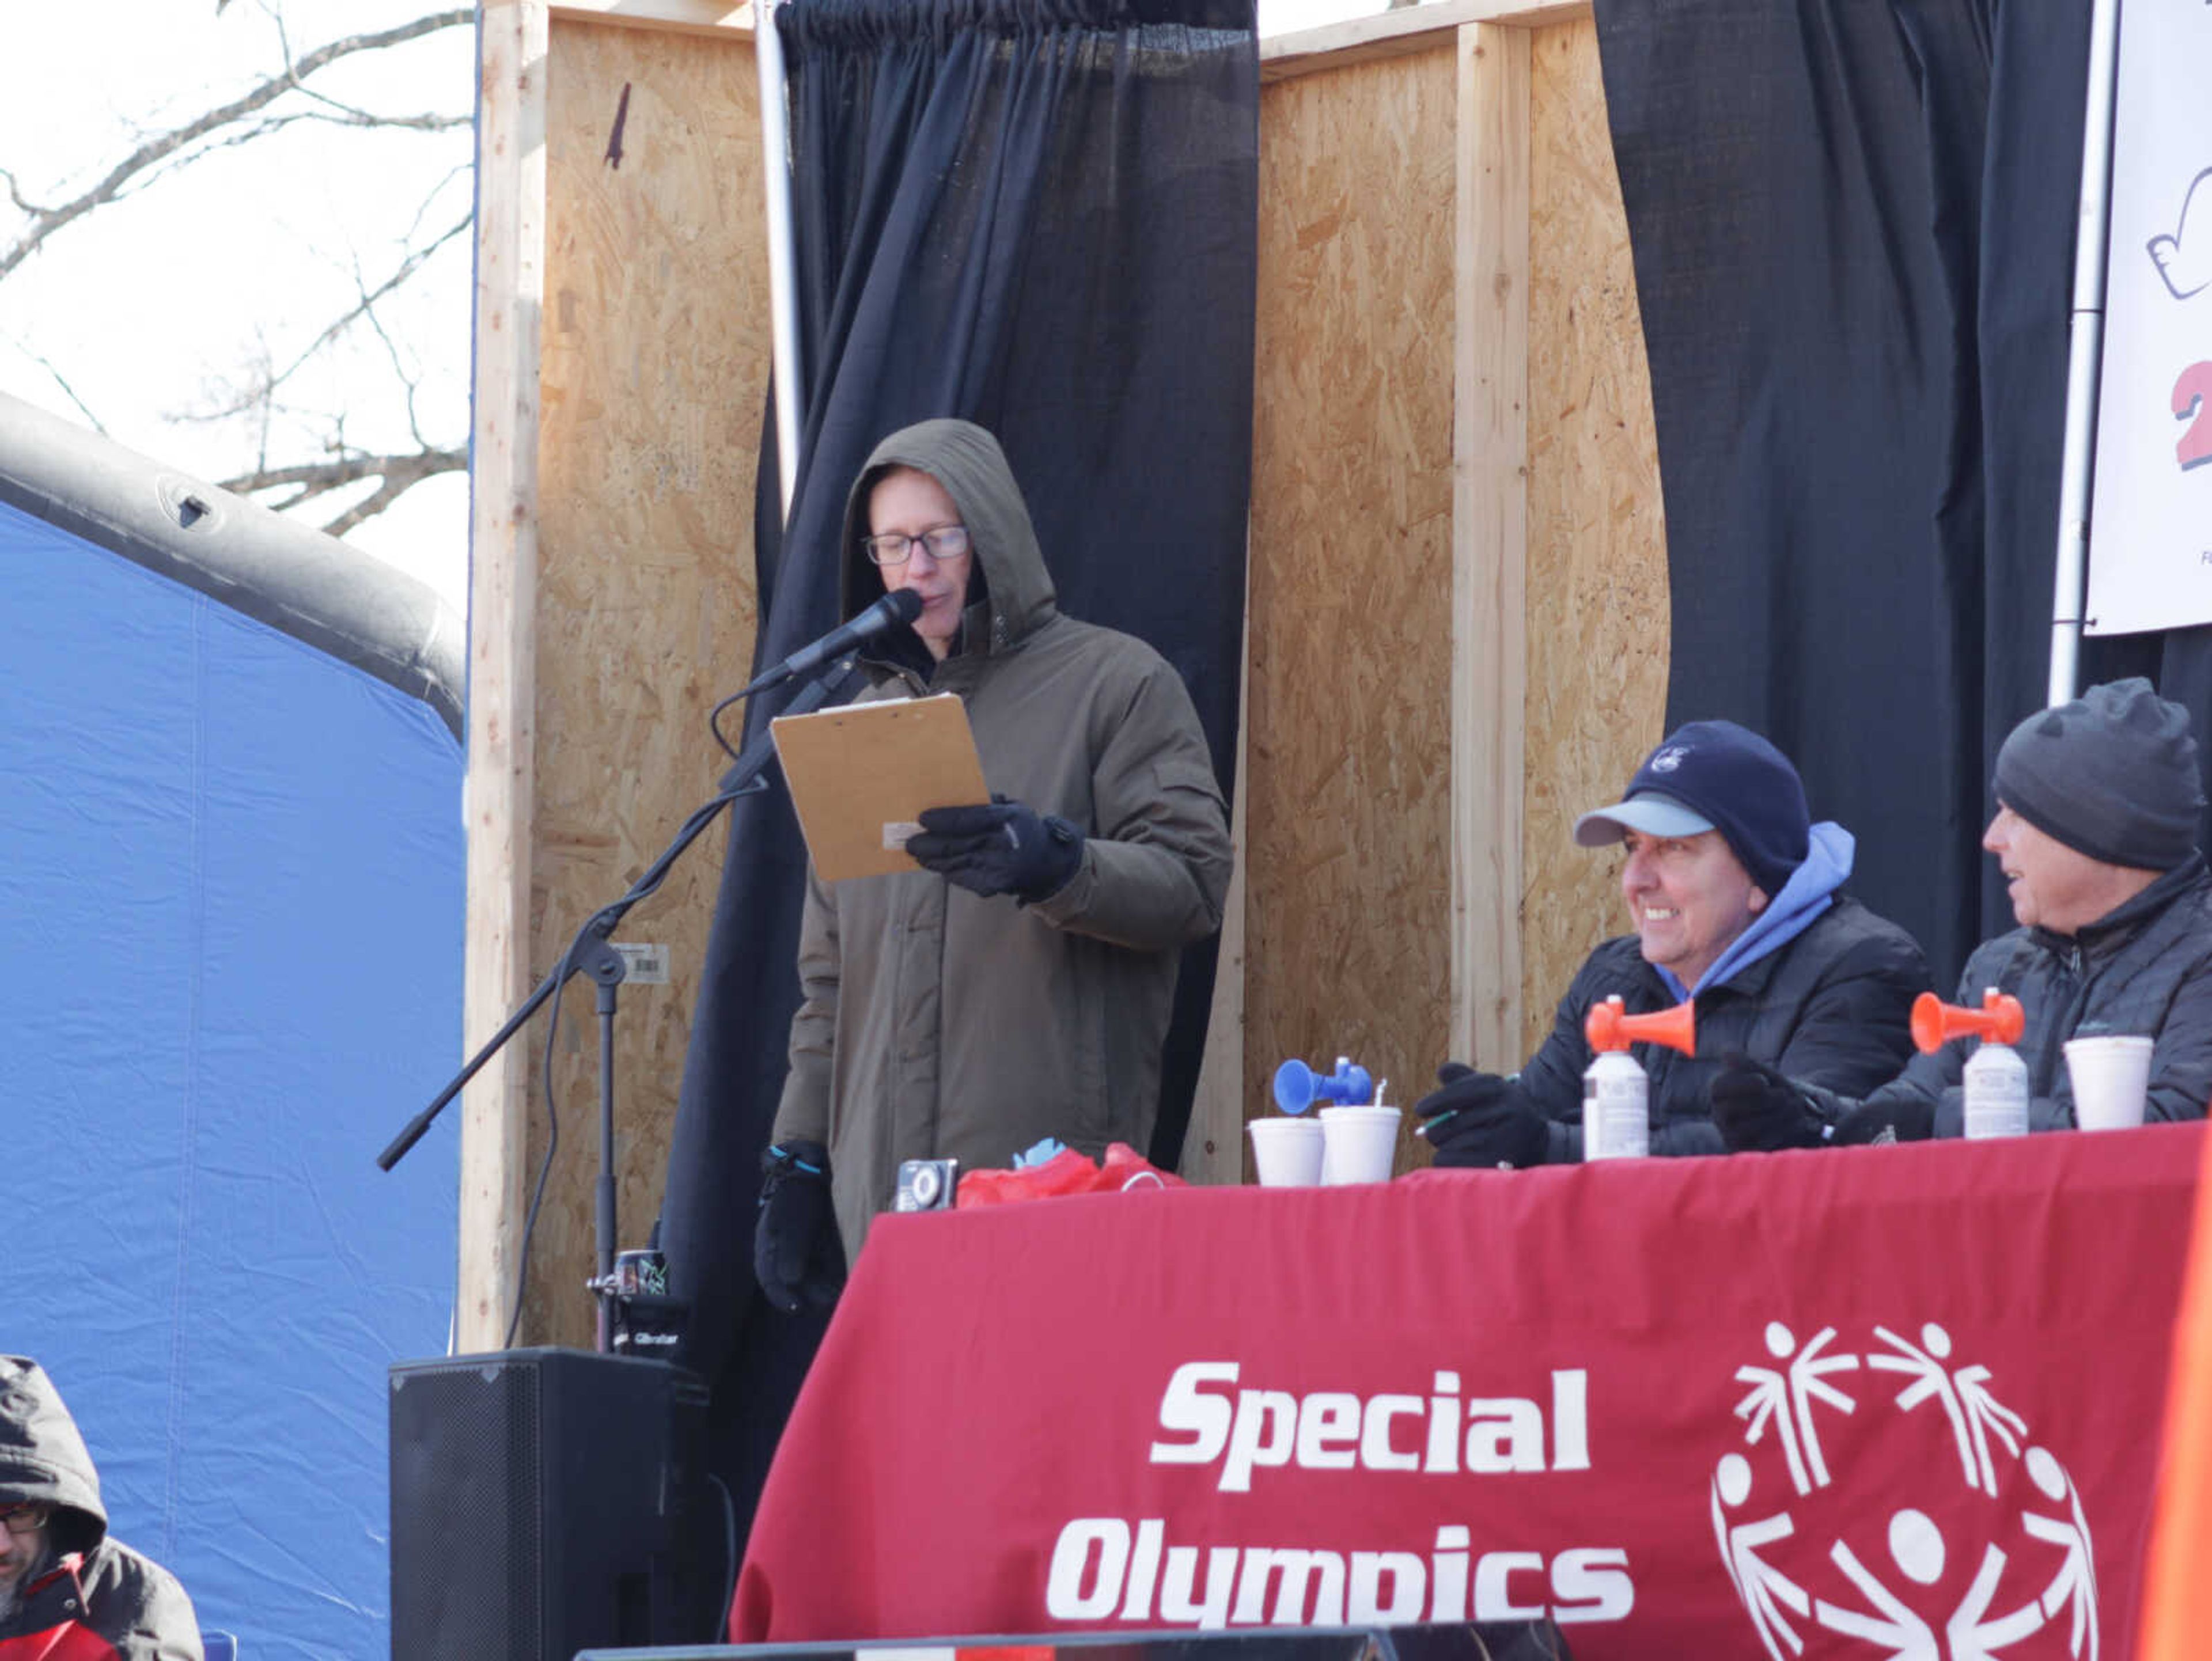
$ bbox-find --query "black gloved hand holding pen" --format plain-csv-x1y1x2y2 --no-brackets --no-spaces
1415,1063,1549,1169
1708,1051,1830,1151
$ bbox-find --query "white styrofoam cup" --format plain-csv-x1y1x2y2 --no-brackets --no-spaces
1248,1115,1326,1186
1319,1104,1402,1185
2064,1034,2154,1131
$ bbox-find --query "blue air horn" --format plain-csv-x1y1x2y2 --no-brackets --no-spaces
1272,1055,1376,1114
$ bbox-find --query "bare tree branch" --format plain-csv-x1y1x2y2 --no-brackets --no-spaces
220,446,466,536
357,263,435,449
7,10,474,538
294,109,471,134
317,467,457,540
2,335,111,434
70,107,465,241
0,10,471,282
0,166,44,216
181,214,471,424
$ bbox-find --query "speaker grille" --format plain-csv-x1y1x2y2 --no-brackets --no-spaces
391,1361,543,1660
500,1366,543,1659
389,1351,704,1660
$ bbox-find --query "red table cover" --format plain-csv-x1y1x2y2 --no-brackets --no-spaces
734,1124,2201,1659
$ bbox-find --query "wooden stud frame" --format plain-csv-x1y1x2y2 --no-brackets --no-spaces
1451,20,1532,1072
462,0,550,1351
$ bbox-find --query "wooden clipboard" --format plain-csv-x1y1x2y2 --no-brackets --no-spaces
771,693,990,881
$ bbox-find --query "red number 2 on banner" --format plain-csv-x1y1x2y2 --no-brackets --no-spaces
2177,362,2212,472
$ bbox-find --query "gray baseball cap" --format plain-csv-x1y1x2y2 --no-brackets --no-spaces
1573,791,1716,847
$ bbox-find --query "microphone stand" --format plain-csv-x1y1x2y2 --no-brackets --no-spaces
378,657,862,1353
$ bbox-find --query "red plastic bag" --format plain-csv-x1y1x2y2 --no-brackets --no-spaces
956,1142,1185,1209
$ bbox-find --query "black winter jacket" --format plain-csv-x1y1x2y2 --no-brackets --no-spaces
1518,897,1931,1159
1858,856,2212,1134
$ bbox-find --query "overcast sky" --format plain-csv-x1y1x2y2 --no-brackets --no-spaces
0,2,475,613
1,0,1379,625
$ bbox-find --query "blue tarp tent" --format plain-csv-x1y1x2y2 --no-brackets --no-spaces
1,392,465,1659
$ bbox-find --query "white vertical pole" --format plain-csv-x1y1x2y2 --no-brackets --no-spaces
756,0,805,524
2048,0,2125,707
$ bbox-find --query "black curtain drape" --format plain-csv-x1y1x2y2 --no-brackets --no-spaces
1595,0,2212,991
660,0,1256,1573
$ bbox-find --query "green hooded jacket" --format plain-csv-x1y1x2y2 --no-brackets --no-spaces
771,419,1233,1258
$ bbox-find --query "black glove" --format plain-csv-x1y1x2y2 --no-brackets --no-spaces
1416,1063,1550,1170
1832,1096,1937,1147
906,798,1082,901
1709,1052,1829,1152
753,1140,845,1313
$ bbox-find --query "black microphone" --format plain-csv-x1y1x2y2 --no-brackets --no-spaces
741,588,923,695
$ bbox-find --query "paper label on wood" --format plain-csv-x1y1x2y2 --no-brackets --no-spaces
771,693,990,881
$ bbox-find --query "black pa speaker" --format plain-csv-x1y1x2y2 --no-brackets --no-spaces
389,1348,714,1660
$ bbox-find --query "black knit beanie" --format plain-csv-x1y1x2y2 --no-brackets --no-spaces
1993,678,2203,871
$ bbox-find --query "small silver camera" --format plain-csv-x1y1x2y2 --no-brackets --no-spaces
893,1157,959,1212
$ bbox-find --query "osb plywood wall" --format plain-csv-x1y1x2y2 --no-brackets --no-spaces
1246,45,1459,1171
1244,19,1665,1171
1521,17,1668,1057
525,20,767,1346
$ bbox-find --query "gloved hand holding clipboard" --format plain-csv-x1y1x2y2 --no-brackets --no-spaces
771,692,989,882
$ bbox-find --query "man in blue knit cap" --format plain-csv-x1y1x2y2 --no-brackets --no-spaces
1421,719,1930,1165
1714,678,2212,1144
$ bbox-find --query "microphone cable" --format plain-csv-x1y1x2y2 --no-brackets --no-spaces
498,655,863,1349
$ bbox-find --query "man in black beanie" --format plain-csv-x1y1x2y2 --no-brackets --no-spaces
1710,678,2212,1145
1419,720,1929,1165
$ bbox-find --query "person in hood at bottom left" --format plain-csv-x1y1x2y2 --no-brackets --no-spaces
0,1357,201,1661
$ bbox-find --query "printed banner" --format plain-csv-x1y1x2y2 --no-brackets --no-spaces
734,1125,2199,1659
2087,0,2212,634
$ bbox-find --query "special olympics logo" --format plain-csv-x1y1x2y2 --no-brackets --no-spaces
1711,1321,2099,1659
1650,746,1688,773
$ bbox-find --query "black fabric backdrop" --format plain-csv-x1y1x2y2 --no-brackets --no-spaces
658,0,1257,1573
1594,0,2212,992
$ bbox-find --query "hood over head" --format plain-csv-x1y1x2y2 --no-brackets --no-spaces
838,419,1058,663
0,1356,108,1557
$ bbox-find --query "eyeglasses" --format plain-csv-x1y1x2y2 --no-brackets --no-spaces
861,524,971,567
0,1501,50,1535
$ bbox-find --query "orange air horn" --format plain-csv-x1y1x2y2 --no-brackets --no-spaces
1584,995,1696,1057
1910,989,2025,1054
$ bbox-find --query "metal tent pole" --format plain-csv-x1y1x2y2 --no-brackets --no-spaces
756,0,805,523
2047,0,2126,707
